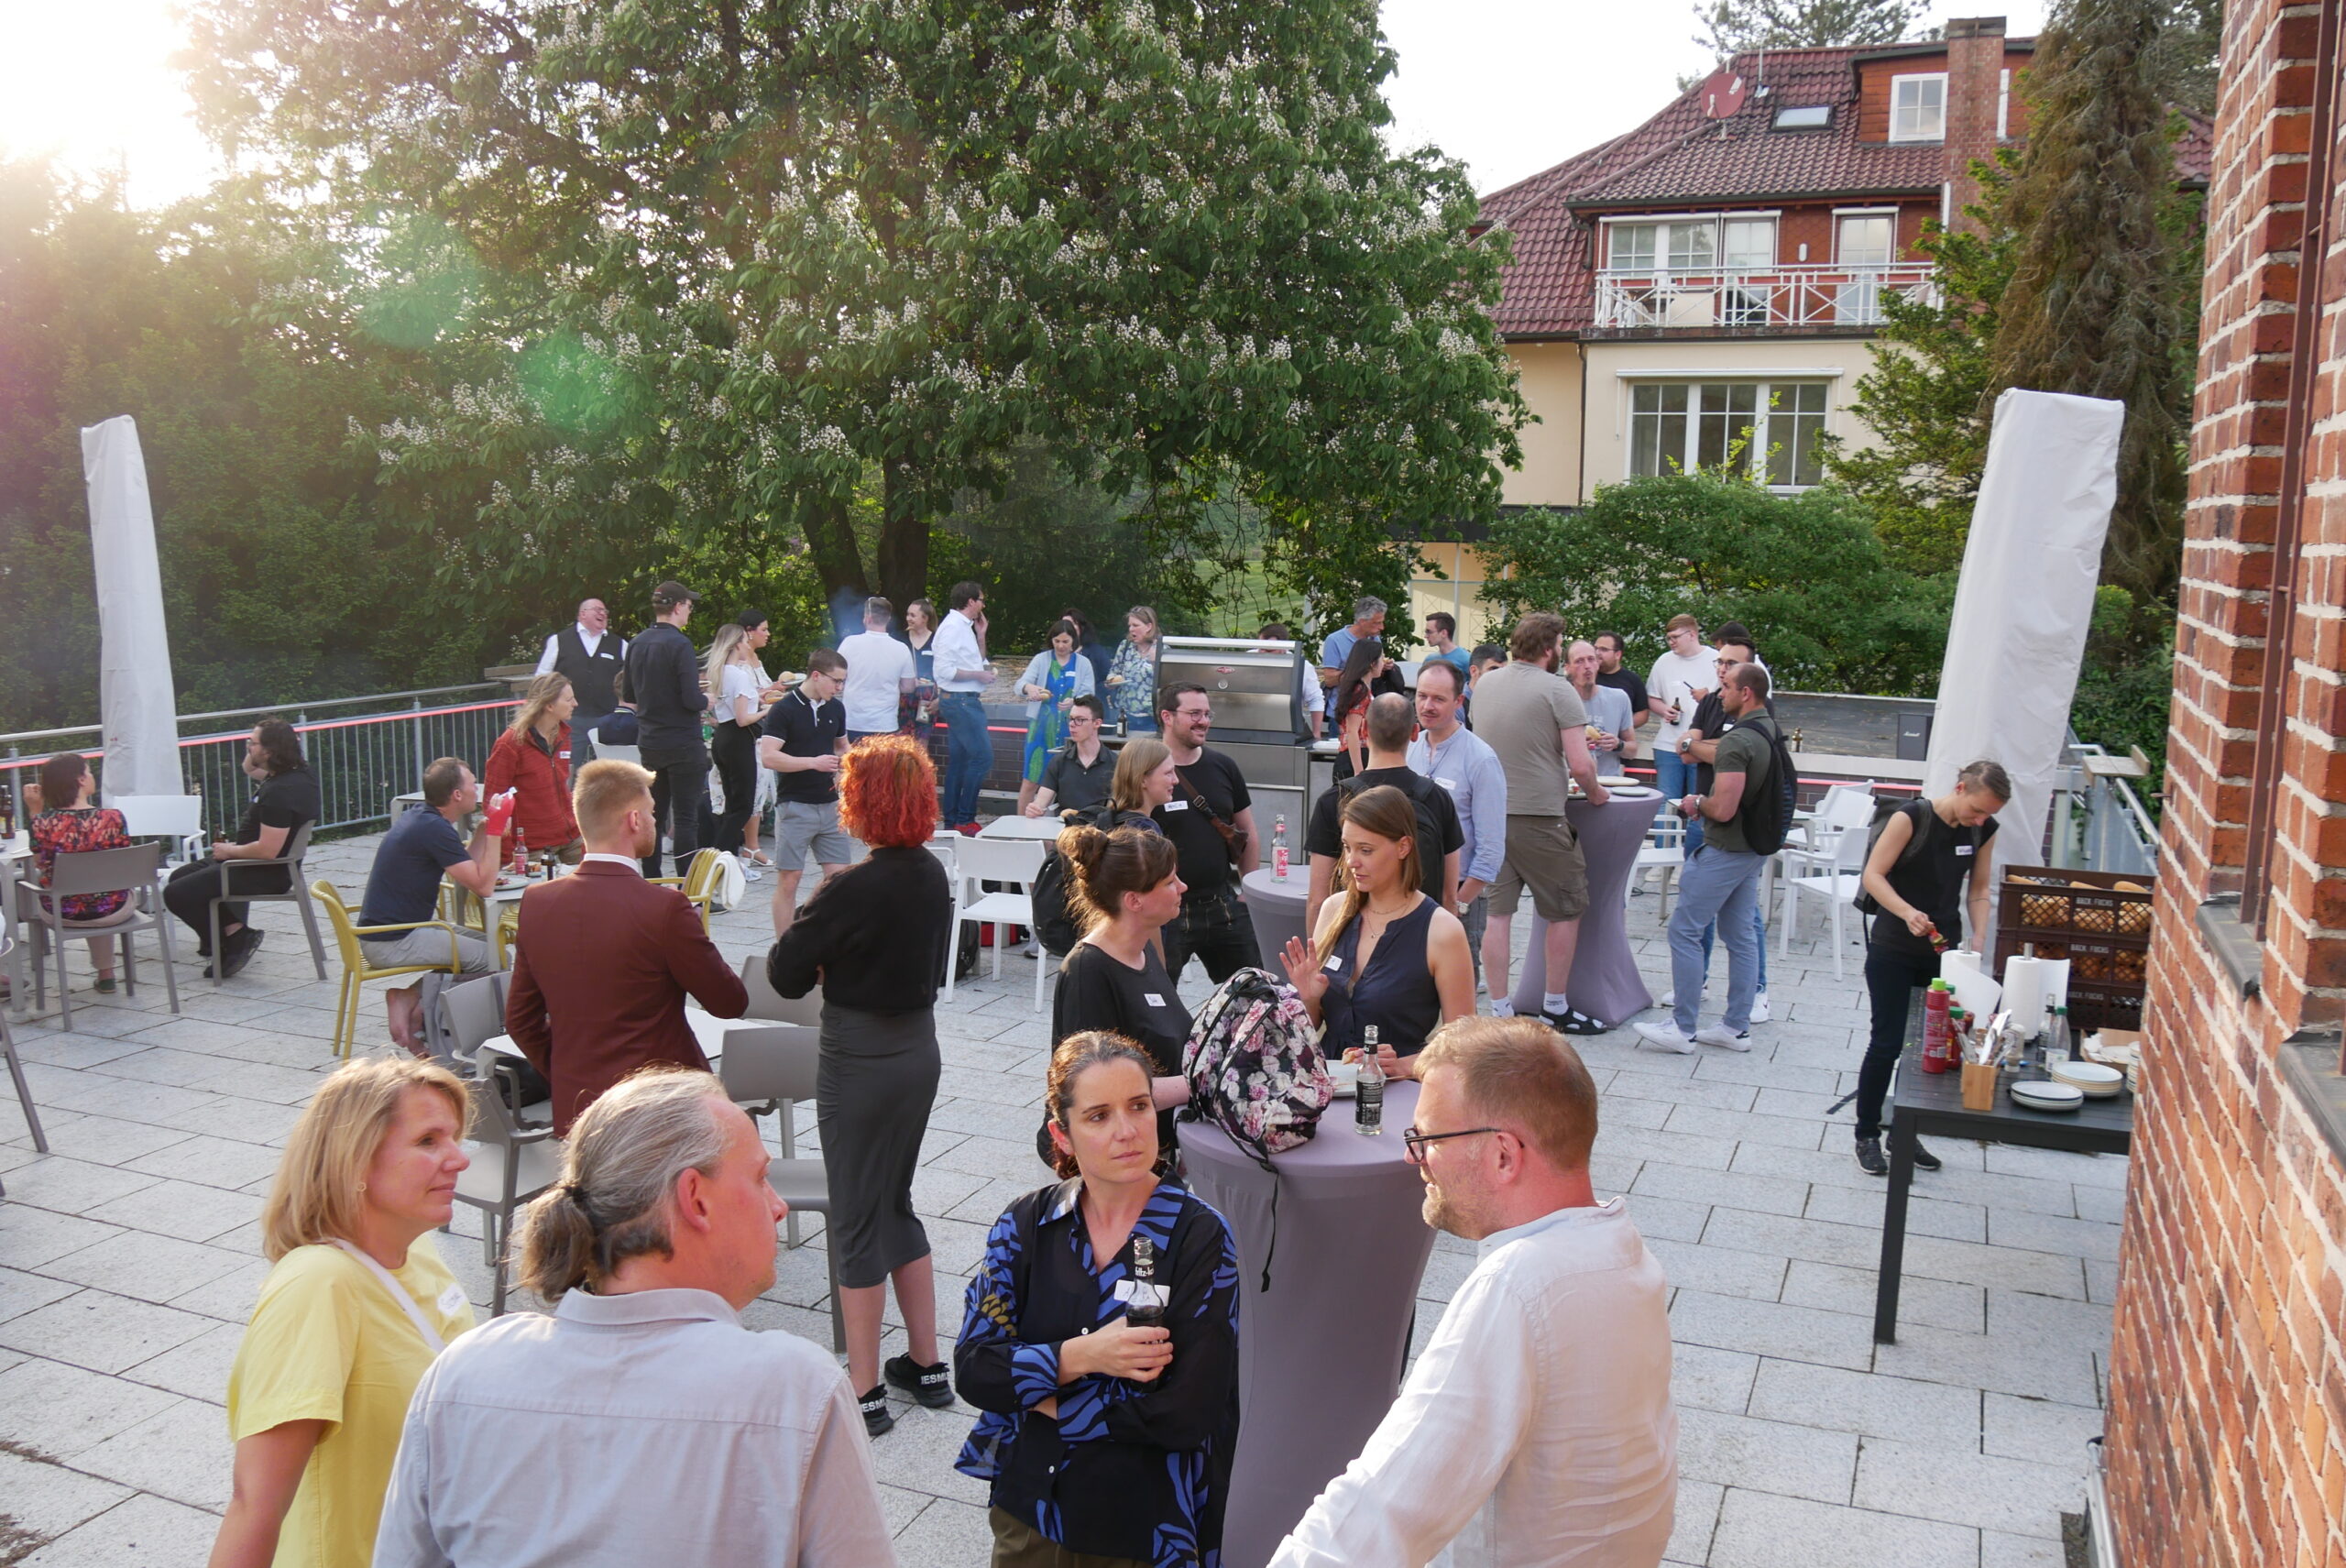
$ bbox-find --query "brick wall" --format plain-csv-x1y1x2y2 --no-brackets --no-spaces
2102,3,2346,1566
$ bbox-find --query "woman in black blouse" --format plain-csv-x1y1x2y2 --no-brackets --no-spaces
1051,824,1189,1151
957,1032,1240,1568
768,735,955,1437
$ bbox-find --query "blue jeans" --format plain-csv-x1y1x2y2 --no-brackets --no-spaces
1699,899,1770,991
1668,844,1767,1036
1655,749,1701,852
939,693,991,823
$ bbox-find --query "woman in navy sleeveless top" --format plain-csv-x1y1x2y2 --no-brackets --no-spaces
1279,784,1475,1073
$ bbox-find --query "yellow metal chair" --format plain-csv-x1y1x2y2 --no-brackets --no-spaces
313,879,470,1058
649,849,723,932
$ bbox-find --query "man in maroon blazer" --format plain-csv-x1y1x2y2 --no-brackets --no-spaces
506,760,748,1134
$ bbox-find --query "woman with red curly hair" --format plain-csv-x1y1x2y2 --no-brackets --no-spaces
765,735,956,1436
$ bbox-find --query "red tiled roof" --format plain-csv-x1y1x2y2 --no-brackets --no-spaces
1478,42,2213,337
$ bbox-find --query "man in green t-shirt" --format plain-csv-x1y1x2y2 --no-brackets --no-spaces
1636,663,1778,1055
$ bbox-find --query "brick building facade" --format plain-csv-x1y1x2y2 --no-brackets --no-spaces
2103,3,2346,1565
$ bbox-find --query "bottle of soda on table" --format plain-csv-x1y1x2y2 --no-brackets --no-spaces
510,828,529,878
1355,1025,1386,1135
1272,814,1290,881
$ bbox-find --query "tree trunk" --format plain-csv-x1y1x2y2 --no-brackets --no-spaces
877,459,930,621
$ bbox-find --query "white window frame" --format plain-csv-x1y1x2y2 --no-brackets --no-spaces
1889,71,1947,143
1600,211,1784,273
1620,377,1838,491
1832,208,1900,266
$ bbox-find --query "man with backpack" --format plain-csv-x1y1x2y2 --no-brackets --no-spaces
1304,694,1463,933
1664,630,1773,1023
1636,663,1789,1055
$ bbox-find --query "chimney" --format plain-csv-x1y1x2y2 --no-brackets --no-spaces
1943,16,2007,234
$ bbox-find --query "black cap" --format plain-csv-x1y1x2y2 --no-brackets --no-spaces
651,580,699,609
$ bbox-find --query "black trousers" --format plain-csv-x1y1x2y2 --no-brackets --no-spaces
710,723,760,854
641,750,707,879
1162,883,1259,985
1858,939,1942,1140
164,860,291,954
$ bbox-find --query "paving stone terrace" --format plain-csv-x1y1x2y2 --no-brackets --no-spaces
0,829,2123,1566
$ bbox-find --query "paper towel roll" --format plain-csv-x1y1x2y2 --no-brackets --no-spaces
1940,950,1983,982
2001,955,2052,1036
2041,959,2071,1012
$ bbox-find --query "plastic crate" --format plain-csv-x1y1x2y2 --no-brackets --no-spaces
1997,866,2155,947
2063,981,2144,1036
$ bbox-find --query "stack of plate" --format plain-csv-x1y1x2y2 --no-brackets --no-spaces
2011,1080,2085,1113
2047,1059,2126,1098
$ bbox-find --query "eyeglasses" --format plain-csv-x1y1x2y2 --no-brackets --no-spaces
1401,1124,1501,1164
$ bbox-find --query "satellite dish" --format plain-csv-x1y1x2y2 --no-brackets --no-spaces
1700,69,1749,119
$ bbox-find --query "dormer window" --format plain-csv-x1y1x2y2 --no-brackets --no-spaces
1772,105,1832,130
1890,73,1946,142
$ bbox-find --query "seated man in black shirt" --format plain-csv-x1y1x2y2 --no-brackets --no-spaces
1150,684,1262,983
164,718,323,979
1024,696,1115,819
1303,694,1462,933
758,649,852,938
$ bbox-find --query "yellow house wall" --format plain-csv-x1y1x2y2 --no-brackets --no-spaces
1499,341,1584,509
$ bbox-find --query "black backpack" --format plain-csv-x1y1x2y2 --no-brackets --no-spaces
1336,773,1450,899
1850,797,1985,916
1733,715,1800,857
1029,803,1118,957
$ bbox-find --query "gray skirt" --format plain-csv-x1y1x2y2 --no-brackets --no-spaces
817,1003,941,1288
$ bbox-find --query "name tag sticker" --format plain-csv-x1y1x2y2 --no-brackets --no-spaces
1144,992,1167,1008
1163,798,1189,812
1323,956,1344,972
1436,777,1459,791
1956,844,1975,856
436,1283,468,1317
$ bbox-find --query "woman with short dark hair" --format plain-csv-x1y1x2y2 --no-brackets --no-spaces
25,751,135,994
164,717,323,979
957,1032,1240,1568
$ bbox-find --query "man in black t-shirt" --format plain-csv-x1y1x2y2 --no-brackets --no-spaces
1150,684,1262,983
163,718,325,978
757,650,852,937
1304,695,1463,932
1025,696,1114,817
1593,632,1651,759
622,580,709,877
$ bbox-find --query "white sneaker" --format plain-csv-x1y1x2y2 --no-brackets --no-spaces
1659,989,1673,1007
1694,1022,1753,1051
740,865,765,883
1750,990,1771,1024
1634,1020,1699,1054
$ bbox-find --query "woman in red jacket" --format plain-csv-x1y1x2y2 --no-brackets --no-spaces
485,674,582,863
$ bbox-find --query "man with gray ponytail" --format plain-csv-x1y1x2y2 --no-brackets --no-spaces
373,1068,896,1566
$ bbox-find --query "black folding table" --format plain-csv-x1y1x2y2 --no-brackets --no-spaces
1875,1033,2133,1343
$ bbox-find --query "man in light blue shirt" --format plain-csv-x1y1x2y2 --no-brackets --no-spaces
931,580,994,831
1409,658,1507,988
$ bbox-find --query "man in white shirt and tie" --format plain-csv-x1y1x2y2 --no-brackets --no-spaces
932,580,994,833
535,598,627,770
1270,1015,1677,1568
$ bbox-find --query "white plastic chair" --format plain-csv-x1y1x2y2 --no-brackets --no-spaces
1630,812,1687,918
926,835,967,1000
947,836,1051,1011
111,795,205,867
1778,804,1876,979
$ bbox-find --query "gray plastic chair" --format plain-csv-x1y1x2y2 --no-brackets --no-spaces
453,1059,562,1317
717,1023,842,1351
15,841,180,1030
436,973,510,1069
0,929,48,1201
736,955,824,1027
207,820,329,985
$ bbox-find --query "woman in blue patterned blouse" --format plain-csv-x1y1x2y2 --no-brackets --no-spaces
956,1032,1240,1568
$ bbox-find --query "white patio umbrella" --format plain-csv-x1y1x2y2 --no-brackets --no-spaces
81,415,183,796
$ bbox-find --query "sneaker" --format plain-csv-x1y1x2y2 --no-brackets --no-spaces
859,1384,895,1437
1911,1139,1942,1172
1659,989,1673,1007
885,1354,957,1409
1634,1020,1699,1054
956,822,982,838
1855,1136,1889,1177
218,929,264,980
1541,1008,1606,1036
93,976,117,995
1750,990,1771,1024
1694,1022,1752,1051
740,864,764,883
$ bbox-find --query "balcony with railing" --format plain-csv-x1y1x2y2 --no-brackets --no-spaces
1592,261,1940,333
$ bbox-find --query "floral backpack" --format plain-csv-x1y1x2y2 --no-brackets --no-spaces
1180,967,1332,1158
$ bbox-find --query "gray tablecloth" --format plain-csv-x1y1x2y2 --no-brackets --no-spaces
1179,1080,1434,1568
1241,865,1310,972
1510,790,1666,1026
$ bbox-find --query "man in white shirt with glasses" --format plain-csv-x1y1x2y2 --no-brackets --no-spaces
1270,1015,1677,1568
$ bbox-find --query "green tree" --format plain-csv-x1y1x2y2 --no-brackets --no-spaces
1691,0,1922,58
1988,0,2191,605
1481,471,1952,696
183,0,1527,629
1822,154,2018,577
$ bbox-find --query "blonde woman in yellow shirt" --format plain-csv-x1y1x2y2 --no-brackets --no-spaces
209,1058,477,1568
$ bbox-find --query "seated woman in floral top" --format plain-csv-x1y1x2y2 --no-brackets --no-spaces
27,751,135,993
957,1031,1240,1568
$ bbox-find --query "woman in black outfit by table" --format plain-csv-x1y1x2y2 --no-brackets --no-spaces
1851,758,2010,1178
767,735,955,1437
957,1032,1240,1568
1052,824,1190,1150
1279,785,1474,1079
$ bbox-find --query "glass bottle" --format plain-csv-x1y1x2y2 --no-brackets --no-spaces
1124,1234,1164,1328
1355,1025,1386,1135
1272,815,1290,881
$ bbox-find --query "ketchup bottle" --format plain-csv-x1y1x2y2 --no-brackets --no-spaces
1922,979,1954,1073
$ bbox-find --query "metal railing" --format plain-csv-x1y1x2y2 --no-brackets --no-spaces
1594,261,1940,330
0,685,519,842
2048,740,2161,876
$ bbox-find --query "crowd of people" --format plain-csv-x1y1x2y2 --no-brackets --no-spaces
0,576,2020,1568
